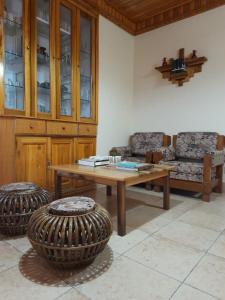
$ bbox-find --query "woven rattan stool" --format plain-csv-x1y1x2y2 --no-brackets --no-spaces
0,182,50,235
27,196,113,268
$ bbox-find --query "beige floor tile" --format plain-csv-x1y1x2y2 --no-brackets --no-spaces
6,236,32,253
77,256,180,300
57,288,90,300
108,229,148,254
172,284,217,300
138,215,172,234
125,236,204,281
0,265,71,300
195,200,225,218
186,254,225,299
0,241,22,272
125,205,164,229
178,209,225,232
209,234,225,259
154,221,219,251
162,201,201,221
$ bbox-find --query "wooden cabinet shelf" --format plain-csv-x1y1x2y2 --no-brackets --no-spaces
0,0,98,122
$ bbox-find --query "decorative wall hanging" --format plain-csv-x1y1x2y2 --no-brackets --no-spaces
155,48,207,86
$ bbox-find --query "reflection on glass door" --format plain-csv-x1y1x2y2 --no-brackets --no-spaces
3,0,24,110
36,0,50,113
59,4,72,116
80,14,92,119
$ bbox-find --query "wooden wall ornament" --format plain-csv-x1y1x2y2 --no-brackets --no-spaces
155,48,207,87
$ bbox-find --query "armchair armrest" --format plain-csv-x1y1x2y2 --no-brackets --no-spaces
210,150,225,166
109,146,132,157
153,146,176,163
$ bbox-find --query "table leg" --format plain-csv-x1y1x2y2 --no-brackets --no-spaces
163,175,170,210
106,185,112,196
54,170,62,200
117,181,126,236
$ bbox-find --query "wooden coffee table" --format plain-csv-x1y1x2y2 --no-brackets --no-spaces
51,164,173,236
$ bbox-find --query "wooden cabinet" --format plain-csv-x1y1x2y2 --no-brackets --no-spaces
49,138,74,191
0,0,98,122
46,121,78,136
75,138,96,160
16,137,49,188
15,135,96,193
0,0,31,116
74,137,96,189
15,119,46,134
0,0,98,194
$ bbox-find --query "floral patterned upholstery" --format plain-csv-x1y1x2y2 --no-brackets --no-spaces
175,132,218,160
169,171,216,183
110,132,166,161
110,146,132,157
130,132,165,156
159,160,216,182
157,132,224,184
211,150,225,166
156,146,176,161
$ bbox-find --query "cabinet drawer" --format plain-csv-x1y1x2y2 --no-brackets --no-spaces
78,124,97,136
47,122,78,136
15,119,46,135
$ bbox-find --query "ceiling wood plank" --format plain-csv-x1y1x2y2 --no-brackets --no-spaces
83,0,225,35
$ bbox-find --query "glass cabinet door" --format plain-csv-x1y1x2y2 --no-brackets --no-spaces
2,0,27,113
31,0,53,117
56,1,75,119
79,13,96,122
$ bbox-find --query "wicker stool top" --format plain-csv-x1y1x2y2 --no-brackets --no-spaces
49,197,96,216
0,182,38,194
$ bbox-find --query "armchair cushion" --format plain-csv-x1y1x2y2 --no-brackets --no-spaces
155,146,176,161
130,132,165,156
159,160,204,174
169,171,216,183
110,146,132,157
159,160,216,183
176,132,218,160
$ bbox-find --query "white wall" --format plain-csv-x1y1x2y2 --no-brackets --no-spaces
97,7,225,155
133,6,225,136
97,16,134,155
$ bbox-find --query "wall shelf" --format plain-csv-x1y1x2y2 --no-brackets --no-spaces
155,48,207,87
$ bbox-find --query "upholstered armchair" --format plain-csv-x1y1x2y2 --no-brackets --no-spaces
152,132,224,202
110,132,171,163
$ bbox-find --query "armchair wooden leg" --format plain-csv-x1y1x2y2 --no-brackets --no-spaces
202,193,210,202
145,182,152,190
154,185,161,192
214,165,223,193
202,154,212,202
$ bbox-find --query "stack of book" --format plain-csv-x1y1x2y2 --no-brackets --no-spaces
115,161,154,172
78,156,110,167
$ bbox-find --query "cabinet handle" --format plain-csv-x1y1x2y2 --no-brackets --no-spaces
47,161,51,168
27,45,30,50
29,125,34,129
62,127,65,130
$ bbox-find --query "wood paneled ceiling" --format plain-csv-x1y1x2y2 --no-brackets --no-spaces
85,0,225,35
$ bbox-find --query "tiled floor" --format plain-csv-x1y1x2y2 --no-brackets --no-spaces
1,186,225,300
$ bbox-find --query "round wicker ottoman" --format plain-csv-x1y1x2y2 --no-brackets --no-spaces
0,182,51,235
27,197,113,268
